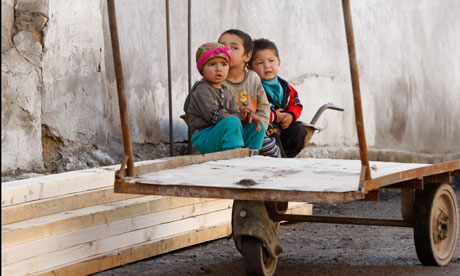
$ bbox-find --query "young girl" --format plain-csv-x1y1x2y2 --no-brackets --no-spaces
218,29,282,158
249,38,307,157
183,42,264,154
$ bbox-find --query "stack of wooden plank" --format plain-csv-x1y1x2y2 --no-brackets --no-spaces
2,152,312,276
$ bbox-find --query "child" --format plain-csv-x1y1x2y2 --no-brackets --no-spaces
183,42,265,154
249,38,307,158
218,29,283,158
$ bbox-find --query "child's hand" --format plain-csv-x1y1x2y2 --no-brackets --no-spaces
238,106,251,122
248,113,262,132
274,108,285,123
280,113,294,129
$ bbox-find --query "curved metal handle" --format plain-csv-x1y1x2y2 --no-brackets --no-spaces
309,103,345,125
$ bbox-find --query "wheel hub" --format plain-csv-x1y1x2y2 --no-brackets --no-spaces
436,208,450,241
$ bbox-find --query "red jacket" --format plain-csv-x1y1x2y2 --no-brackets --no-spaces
266,76,303,123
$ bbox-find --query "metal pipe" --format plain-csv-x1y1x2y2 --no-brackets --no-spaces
341,0,371,180
107,0,135,176
166,0,174,156
273,214,413,228
187,0,192,154
309,103,345,125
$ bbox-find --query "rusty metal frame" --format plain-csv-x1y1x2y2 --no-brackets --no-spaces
165,0,174,157
363,160,460,193
116,180,364,204
187,0,193,154
107,0,135,176
341,0,371,183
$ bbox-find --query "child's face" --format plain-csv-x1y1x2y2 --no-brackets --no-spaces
202,57,229,88
250,49,280,81
218,33,251,69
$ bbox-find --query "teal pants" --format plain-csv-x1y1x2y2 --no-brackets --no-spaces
191,116,265,154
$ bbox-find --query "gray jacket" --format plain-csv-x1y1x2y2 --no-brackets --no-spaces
184,81,240,134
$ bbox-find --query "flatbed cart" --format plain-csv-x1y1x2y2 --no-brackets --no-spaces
113,150,459,273
106,0,460,275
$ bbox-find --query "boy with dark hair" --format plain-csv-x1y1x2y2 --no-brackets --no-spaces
218,30,282,157
249,38,307,157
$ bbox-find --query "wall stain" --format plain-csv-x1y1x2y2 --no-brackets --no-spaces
388,80,409,142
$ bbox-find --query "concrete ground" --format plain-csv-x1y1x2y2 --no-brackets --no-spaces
94,185,460,276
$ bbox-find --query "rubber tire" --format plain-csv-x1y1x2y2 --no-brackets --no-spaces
241,236,278,276
414,183,459,266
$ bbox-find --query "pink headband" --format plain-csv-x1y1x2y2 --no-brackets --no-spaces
196,46,231,72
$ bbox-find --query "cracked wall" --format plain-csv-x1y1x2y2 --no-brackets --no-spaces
1,0,46,173
41,0,105,148
1,0,112,174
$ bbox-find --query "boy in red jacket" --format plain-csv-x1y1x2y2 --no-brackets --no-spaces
249,38,307,157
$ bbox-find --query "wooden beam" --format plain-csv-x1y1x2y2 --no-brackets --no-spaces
2,168,116,207
2,196,212,248
2,199,233,266
1,149,248,208
3,209,233,275
3,201,310,265
19,203,311,276
35,223,232,276
133,148,249,175
2,187,141,225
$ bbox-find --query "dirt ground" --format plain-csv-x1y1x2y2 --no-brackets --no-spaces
95,186,460,276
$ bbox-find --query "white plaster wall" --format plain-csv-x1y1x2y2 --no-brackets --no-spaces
113,0,169,144
1,0,14,53
123,0,457,154
1,0,45,173
2,0,459,174
35,0,460,154
348,1,460,154
41,0,105,146
107,0,191,145
1,48,43,173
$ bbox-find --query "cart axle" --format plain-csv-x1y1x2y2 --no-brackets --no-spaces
271,213,413,228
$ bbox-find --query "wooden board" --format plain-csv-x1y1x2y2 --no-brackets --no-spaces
2,209,231,275
35,223,232,276
133,148,249,175
3,202,311,275
117,157,427,204
22,203,310,276
1,169,116,207
2,201,309,266
1,188,141,225
2,196,211,248
2,206,232,275
2,199,232,265
1,149,249,209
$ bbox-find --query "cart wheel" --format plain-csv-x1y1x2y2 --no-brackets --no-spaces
241,236,278,276
414,183,459,266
